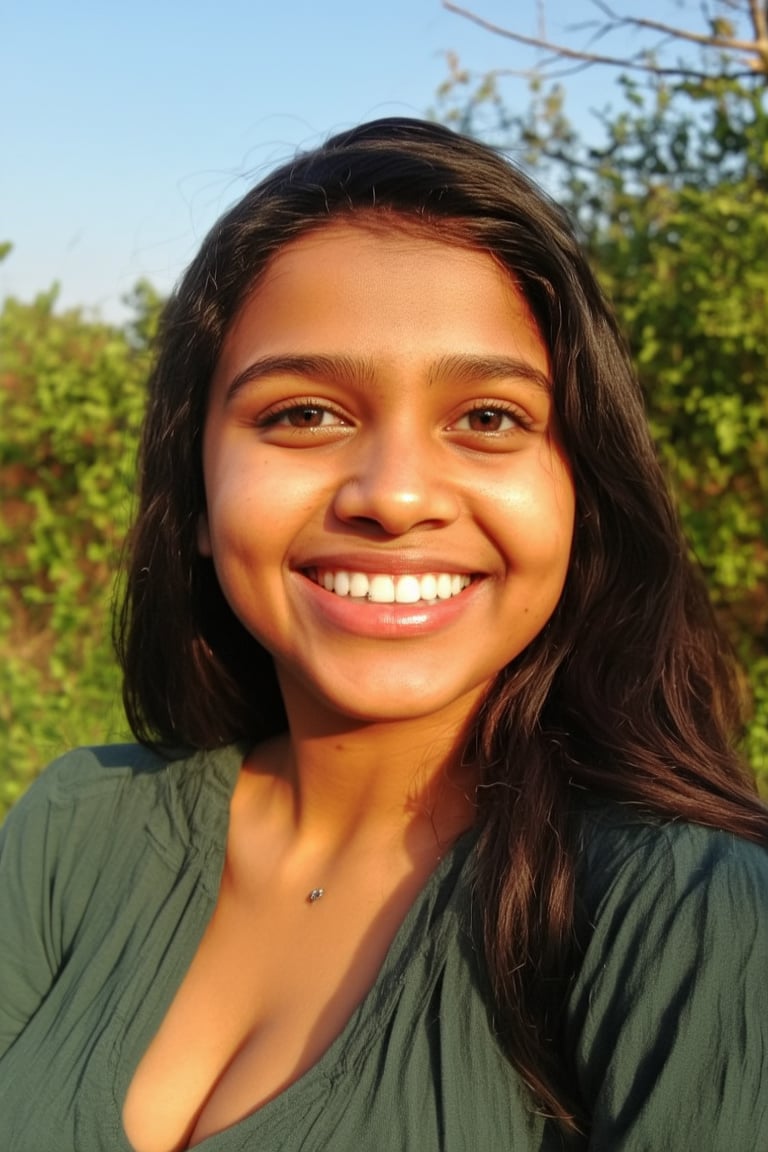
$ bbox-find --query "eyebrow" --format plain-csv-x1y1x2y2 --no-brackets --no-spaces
426,354,551,392
224,352,551,402
225,355,375,401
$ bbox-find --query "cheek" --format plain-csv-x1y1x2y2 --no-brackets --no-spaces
202,460,326,570
491,455,575,569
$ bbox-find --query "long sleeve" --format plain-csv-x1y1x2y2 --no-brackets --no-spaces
0,769,67,1056
0,746,163,1059
568,814,768,1151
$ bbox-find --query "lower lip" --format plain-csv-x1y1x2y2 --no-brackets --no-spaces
294,573,483,638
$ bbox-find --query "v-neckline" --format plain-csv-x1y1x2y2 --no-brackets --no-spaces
113,746,478,1152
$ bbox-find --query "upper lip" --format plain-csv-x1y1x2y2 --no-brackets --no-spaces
295,552,478,575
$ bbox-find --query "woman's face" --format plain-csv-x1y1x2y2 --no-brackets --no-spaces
199,221,575,730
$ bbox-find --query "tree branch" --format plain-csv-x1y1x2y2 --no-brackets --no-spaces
442,0,768,77
748,0,768,50
591,0,766,56
442,1,763,77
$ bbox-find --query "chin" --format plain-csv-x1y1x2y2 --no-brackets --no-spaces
288,669,490,731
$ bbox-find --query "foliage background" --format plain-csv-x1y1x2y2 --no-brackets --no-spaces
0,277,161,815
2,13,767,813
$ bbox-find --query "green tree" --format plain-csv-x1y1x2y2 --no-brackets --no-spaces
0,284,160,815
438,1,768,786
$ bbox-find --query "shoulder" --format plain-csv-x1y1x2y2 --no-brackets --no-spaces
2,744,161,854
573,798,768,926
2,741,244,860
568,800,768,1016
566,802,768,1144
10,742,168,808
1,741,243,947
3,743,177,844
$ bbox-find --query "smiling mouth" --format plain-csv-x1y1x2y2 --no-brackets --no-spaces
307,569,473,604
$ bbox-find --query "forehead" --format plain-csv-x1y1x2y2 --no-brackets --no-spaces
252,214,508,293
218,219,547,372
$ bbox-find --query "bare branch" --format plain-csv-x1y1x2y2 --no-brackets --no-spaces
442,1,763,77
592,0,766,55
749,0,768,47
483,60,757,83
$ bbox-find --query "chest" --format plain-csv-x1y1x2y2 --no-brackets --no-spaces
0,844,563,1152
122,864,432,1152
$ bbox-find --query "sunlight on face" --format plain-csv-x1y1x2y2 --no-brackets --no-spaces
199,222,575,730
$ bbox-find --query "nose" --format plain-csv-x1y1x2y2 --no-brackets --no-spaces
332,430,460,536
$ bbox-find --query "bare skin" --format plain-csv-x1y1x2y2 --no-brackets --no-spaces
122,223,574,1151
123,719,480,1152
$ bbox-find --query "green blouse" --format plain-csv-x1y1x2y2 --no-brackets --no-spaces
1,743,766,1151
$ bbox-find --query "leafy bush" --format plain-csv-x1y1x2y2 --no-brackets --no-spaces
0,281,160,816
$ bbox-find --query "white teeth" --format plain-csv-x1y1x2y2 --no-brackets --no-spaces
435,573,453,600
313,569,471,603
368,574,395,603
334,570,351,597
349,572,369,598
420,573,437,601
395,575,422,604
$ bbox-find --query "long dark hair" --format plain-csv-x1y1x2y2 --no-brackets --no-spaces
115,117,767,1132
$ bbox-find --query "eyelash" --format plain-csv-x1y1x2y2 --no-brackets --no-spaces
451,402,533,434
257,400,349,429
256,398,534,433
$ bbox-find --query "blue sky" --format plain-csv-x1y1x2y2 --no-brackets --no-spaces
2,0,678,319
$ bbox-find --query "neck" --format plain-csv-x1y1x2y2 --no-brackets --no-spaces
245,689,482,858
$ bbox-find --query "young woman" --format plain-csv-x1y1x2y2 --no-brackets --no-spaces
1,118,766,1152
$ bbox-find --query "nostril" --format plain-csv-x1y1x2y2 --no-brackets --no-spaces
332,473,460,535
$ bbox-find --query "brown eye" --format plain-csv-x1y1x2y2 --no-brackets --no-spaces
287,406,326,427
470,409,503,431
260,403,347,430
461,407,517,433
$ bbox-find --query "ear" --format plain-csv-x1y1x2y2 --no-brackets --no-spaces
196,511,212,557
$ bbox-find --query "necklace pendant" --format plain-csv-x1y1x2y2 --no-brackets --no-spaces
307,887,326,904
